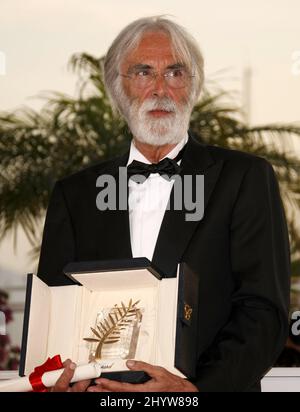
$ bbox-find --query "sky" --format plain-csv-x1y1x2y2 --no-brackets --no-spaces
0,0,300,124
0,0,300,275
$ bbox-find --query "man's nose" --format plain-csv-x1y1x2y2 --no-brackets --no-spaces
151,74,168,97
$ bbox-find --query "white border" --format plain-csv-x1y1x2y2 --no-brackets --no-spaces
262,370,300,392
265,368,300,377
0,371,19,380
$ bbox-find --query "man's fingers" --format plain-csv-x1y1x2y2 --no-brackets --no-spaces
70,379,91,392
51,360,76,392
94,378,145,392
126,360,164,379
87,384,111,393
62,359,72,368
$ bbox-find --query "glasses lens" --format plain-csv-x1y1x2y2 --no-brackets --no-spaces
128,69,191,89
135,75,152,88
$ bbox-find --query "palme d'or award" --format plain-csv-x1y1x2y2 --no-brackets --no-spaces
20,259,198,383
83,299,143,362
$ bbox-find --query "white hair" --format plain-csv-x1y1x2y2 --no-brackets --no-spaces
103,16,205,115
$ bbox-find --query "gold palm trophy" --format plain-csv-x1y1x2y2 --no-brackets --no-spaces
84,299,142,361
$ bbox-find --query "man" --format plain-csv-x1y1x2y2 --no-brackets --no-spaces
37,16,290,392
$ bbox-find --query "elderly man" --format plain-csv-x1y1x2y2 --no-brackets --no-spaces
37,16,290,392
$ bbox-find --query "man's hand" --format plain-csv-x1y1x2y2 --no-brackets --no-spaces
50,359,91,392
87,360,199,392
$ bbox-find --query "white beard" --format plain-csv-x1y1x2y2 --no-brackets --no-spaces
122,96,192,146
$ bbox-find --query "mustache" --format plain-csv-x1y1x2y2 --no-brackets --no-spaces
139,98,177,114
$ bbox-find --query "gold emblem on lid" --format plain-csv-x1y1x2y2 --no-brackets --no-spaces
184,303,193,321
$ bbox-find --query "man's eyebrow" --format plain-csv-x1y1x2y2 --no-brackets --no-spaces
128,64,152,72
166,63,186,70
128,63,186,72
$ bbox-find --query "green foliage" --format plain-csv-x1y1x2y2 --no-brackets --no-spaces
0,53,300,263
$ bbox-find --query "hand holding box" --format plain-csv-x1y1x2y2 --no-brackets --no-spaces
0,355,101,392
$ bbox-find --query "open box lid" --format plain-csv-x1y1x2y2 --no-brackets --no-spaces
64,258,163,291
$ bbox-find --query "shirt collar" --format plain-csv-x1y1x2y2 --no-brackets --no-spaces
127,133,189,166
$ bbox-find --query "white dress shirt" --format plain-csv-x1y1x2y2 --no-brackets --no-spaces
127,134,188,261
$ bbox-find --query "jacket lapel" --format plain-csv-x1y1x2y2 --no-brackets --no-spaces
94,151,133,260
152,134,224,277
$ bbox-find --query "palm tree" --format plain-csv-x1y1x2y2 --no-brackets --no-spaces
0,53,300,262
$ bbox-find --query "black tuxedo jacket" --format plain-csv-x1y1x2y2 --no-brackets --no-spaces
37,134,290,392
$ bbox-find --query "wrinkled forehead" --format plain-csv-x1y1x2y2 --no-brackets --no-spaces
121,31,190,71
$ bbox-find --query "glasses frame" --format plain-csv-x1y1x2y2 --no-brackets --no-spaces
119,67,195,89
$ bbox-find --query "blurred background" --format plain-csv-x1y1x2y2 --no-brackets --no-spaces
0,0,299,370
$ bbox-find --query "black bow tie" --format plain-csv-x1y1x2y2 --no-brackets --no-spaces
127,145,186,182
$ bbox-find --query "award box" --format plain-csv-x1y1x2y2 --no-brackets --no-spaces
20,258,199,383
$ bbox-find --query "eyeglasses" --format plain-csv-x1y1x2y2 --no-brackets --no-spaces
120,66,195,89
